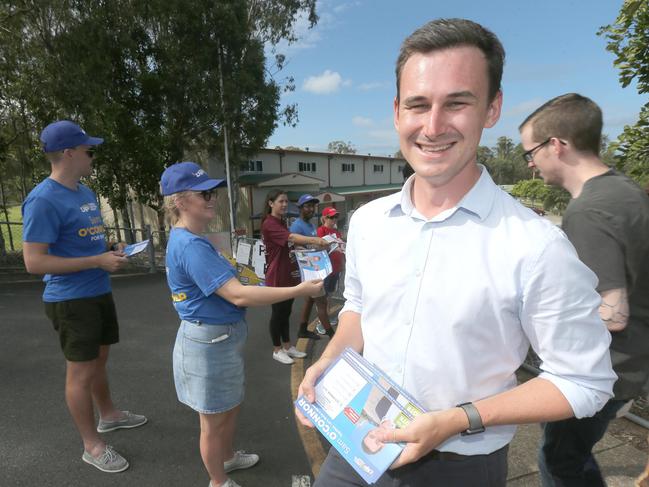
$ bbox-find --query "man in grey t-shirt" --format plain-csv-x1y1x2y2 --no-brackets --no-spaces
520,93,649,486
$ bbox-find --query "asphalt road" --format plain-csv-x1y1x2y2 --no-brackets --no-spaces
0,273,313,487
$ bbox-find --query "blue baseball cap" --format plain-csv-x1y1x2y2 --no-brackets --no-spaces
297,194,319,207
160,162,226,196
40,120,104,152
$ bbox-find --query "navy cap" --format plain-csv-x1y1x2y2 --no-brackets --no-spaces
297,194,319,207
40,120,104,152
160,162,226,196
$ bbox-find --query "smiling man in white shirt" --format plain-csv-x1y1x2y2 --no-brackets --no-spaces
296,18,616,487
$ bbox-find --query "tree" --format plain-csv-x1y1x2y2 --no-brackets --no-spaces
495,136,515,160
0,0,318,240
599,0,649,186
327,140,356,154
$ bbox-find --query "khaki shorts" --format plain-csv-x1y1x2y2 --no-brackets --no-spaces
44,293,119,362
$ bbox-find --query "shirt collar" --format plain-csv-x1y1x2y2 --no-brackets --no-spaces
388,164,497,222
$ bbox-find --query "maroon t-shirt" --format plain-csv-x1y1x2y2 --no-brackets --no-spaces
262,215,300,287
317,226,344,274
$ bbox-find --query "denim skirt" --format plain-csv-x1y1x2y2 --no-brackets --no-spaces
173,319,248,414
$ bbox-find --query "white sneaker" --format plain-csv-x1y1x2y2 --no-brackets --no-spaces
272,349,294,364
209,479,242,487
285,346,307,359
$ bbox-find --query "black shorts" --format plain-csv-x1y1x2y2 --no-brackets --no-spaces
324,272,340,295
44,292,120,362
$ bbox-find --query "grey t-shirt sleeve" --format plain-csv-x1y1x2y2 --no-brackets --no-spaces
562,209,626,292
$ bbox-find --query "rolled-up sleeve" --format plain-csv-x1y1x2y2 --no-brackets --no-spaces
521,229,616,418
341,212,363,315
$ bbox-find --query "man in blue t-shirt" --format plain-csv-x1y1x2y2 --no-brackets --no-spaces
290,194,335,340
22,120,147,474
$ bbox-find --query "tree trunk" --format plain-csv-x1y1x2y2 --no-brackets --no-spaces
120,206,134,243
111,207,122,242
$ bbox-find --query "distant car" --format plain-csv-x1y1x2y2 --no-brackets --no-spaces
529,206,546,216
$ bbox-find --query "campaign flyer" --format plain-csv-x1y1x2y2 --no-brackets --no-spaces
293,249,333,281
296,349,423,484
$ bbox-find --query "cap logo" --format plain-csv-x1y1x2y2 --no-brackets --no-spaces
193,169,206,177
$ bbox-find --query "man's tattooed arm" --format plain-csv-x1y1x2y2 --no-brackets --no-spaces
598,288,629,332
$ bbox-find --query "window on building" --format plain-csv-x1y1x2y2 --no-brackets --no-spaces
298,161,316,172
398,165,404,173
342,163,355,172
373,164,384,173
245,160,263,172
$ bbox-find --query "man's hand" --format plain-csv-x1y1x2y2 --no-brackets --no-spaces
295,356,336,428
96,251,128,273
378,408,469,469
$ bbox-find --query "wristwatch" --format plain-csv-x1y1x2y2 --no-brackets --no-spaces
457,402,485,436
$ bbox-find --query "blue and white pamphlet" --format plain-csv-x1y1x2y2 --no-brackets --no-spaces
123,240,150,257
293,249,333,281
295,348,426,484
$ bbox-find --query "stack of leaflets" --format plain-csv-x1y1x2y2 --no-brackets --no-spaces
295,348,426,484
123,240,150,257
322,234,345,254
293,249,333,281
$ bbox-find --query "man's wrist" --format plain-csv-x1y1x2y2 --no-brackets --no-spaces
456,402,486,435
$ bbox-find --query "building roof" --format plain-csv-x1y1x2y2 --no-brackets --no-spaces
260,147,407,163
320,183,403,195
237,173,324,187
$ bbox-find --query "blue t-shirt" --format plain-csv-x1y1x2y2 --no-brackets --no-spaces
289,218,316,236
22,178,110,302
165,227,245,324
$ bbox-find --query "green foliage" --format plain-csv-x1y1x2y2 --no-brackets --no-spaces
599,0,649,185
327,140,357,154
0,0,317,232
481,137,531,185
511,179,570,213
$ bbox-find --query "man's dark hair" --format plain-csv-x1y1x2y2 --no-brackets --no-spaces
395,18,505,102
519,93,603,156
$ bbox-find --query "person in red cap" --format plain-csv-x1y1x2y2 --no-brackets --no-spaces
316,207,345,331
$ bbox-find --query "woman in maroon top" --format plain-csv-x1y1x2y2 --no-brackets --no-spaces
261,189,328,364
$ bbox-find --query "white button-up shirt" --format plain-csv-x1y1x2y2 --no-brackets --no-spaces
341,167,616,455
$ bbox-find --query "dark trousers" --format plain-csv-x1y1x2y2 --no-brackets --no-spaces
538,398,627,487
269,298,294,346
314,445,509,487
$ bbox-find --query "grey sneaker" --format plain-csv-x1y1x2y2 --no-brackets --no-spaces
81,445,129,473
224,450,259,473
315,321,326,335
97,410,147,433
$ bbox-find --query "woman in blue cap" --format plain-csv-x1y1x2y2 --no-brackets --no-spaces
160,162,323,487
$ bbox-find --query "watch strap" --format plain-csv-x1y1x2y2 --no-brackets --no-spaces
457,402,485,436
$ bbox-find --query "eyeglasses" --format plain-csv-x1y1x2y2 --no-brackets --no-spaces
325,215,338,219
522,138,551,163
199,189,216,201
